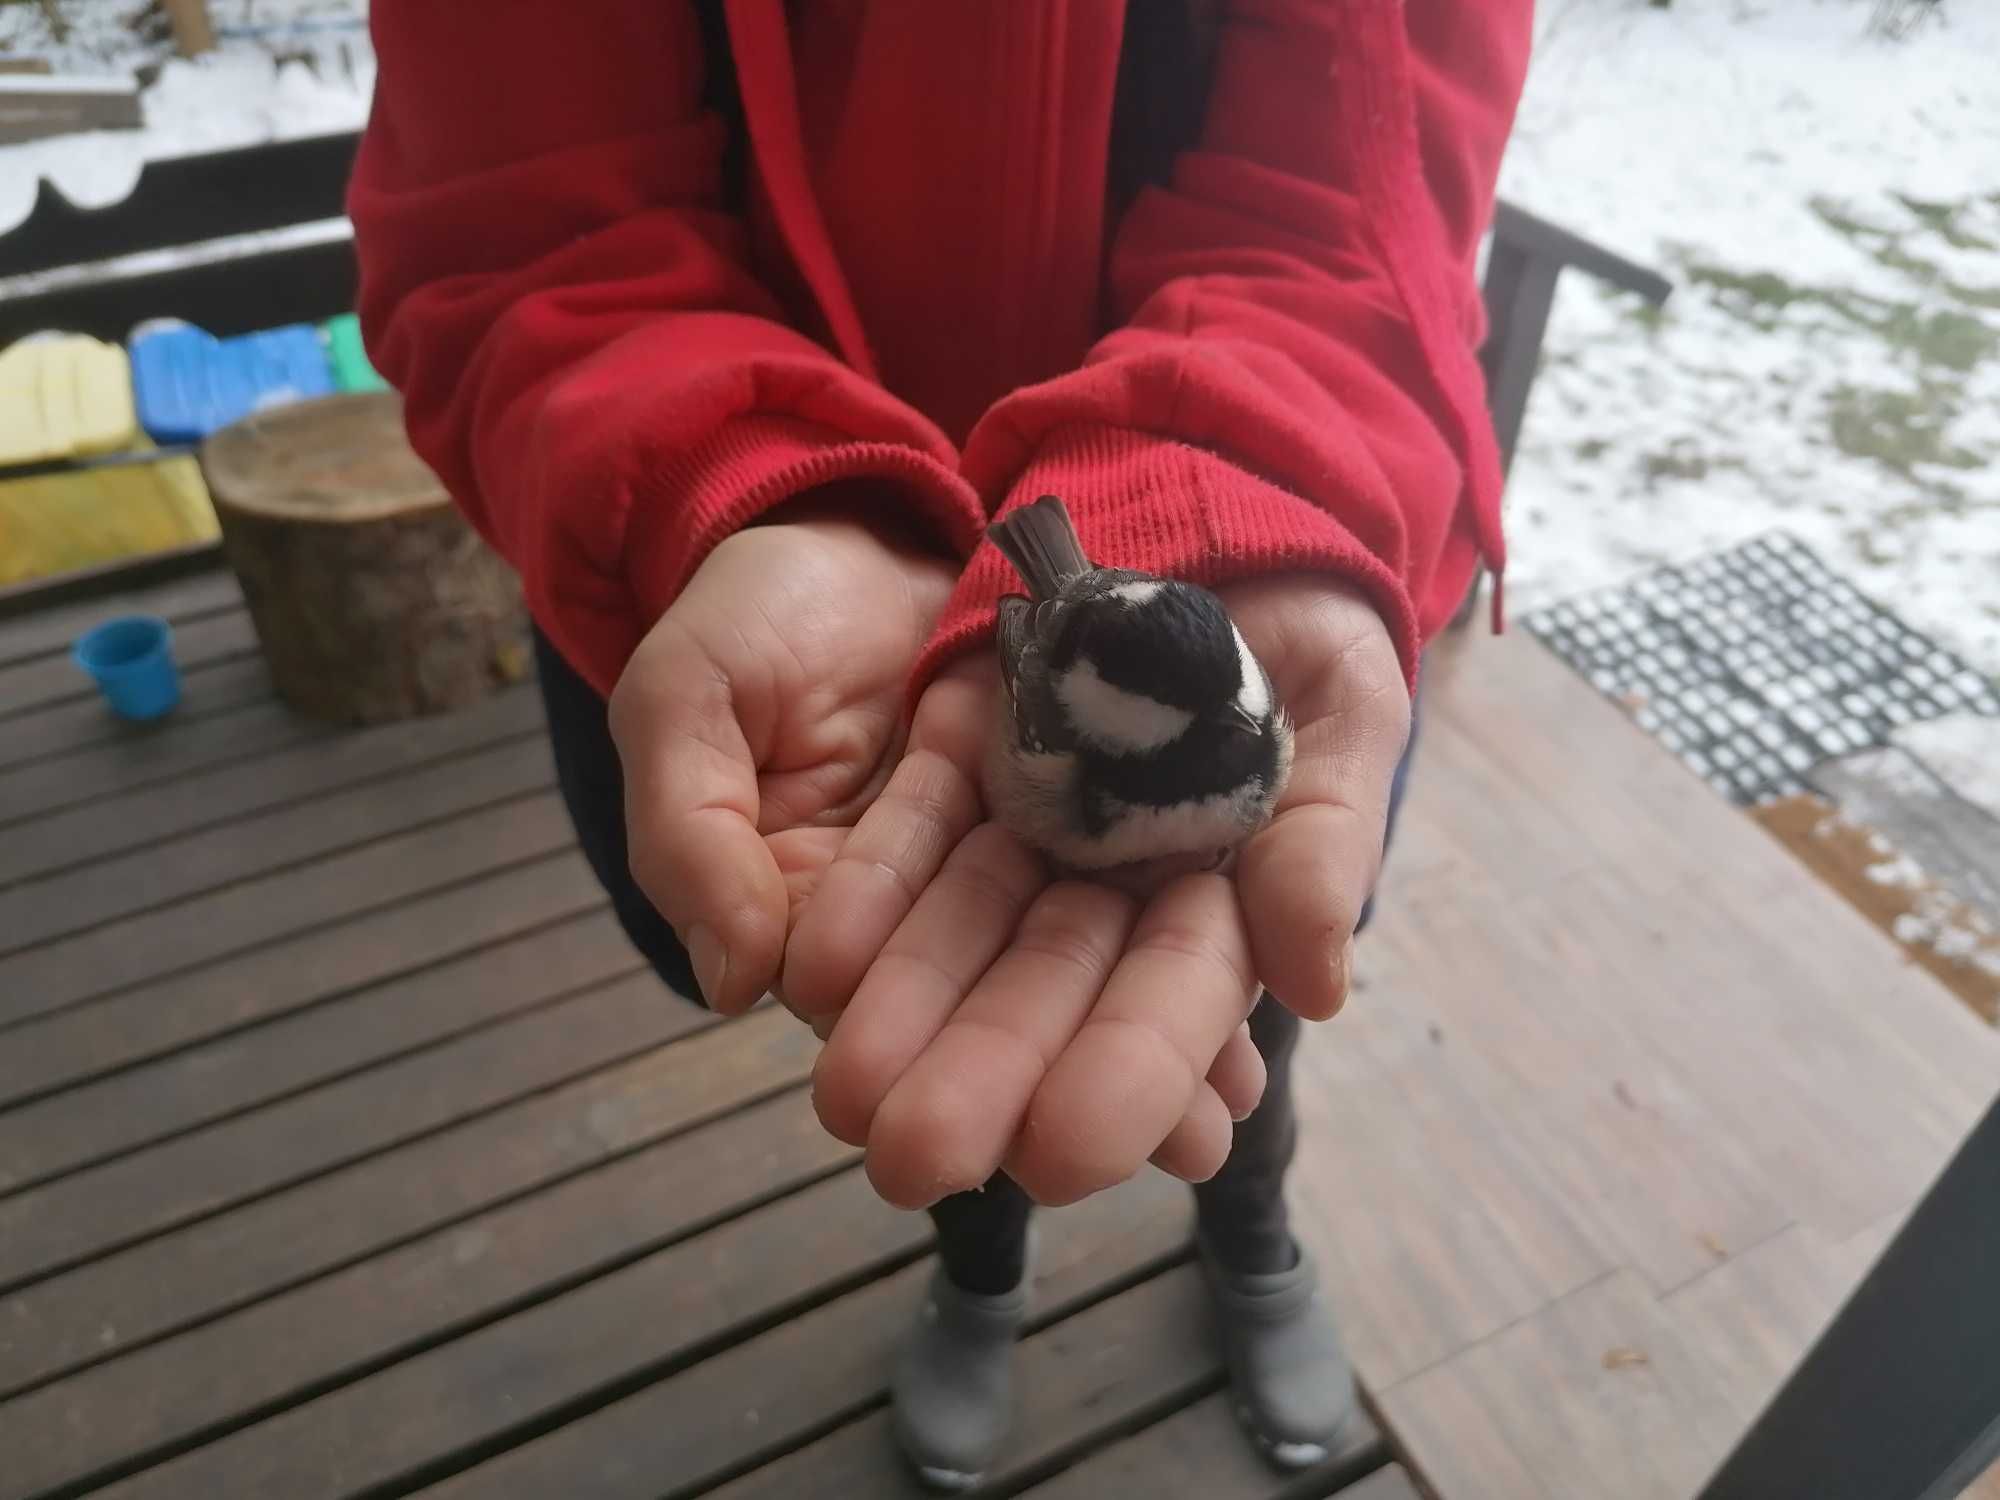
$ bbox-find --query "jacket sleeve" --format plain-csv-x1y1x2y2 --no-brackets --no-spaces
919,0,1532,694
348,1,985,697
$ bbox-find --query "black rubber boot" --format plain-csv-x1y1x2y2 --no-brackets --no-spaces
889,1263,1030,1490
1199,1234,1359,1469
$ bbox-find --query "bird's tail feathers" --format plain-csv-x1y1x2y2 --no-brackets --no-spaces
988,495,1092,600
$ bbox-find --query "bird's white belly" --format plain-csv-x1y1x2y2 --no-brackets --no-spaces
985,741,1270,873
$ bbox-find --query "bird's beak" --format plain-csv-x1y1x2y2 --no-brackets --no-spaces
1220,703,1262,736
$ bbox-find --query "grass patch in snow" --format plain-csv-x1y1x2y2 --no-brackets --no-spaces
1826,382,1984,478
1681,256,2000,371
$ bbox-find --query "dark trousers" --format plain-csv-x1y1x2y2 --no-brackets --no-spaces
534,628,1416,1291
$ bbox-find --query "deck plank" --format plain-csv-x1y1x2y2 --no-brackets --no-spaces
1343,1468,1423,1500
416,1169,1192,1500
0,851,605,1108
0,971,704,1289
701,1267,1224,1500
0,696,325,828
0,1009,813,1403
0,683,543,889
0,651,273,772
1377,1270,1744,1500
0,908,633,1196
1660,1213,1900,1430
0,789,577,1025
0,733,553,954
0,568,240,667
0,1089,851,1499
1287,632,2000,1498
1018,1391,1385,1500
0,607,258,717
88,1171,927,1500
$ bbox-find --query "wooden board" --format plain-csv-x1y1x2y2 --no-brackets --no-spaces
0,134,355,282
0,74,142,146
0,681,542,888
1757,787,2000,1025
2,1089,851,1496
1019,1391,1386,1500
0,732,553,954
0,605,259,717
0,566,236,664
0,850,605,1108
701,1267,1223,1500
0,908,636,1194
0,650,271,772
1283,631,2000,1499
417,1169,1195,1499
0,970,705,1290
1378,1271,1745,1500
0,694,324,827
0,1009,814,1401
86,1170,925,1500
1812,745,2000,916
1345,1469,1424,1500
0,789,577,1024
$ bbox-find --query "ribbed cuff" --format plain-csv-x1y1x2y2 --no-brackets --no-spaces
624,413,987,631
912,426,1421,700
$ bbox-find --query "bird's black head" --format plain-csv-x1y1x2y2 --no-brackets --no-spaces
1047,579,1273,756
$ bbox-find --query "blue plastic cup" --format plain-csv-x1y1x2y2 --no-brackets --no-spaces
73,615,181,720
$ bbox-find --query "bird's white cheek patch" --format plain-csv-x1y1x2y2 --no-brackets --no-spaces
1109,581,1166,607
1056,660,1193,753
1232,624,1271,719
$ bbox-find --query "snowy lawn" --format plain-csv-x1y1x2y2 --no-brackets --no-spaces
1499,0,2000,679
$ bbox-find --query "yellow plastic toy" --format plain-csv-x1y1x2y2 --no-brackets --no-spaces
0,334,218,588
0,456,219,588
0,335,142,466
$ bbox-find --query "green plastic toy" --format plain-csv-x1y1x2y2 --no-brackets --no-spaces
323,313,390,394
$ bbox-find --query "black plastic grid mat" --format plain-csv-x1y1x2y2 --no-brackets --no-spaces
1522,532,2000,806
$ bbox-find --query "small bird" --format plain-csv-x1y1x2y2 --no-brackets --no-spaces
982,495,1293,892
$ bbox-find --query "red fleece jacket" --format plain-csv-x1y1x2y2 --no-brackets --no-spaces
349,1,1531,700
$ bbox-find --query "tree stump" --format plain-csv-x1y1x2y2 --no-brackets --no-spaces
200,392,532,725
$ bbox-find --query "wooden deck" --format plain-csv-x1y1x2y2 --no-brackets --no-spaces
0,567,1993,1499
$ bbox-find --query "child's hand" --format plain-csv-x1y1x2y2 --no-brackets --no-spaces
608,503,954,1013
784,577,1409,1207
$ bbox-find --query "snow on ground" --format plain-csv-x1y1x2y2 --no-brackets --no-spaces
0,0,372,231
1499,0,2000,680
1896,712,2000,820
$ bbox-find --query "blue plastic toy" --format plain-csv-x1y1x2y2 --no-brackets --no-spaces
128,321,336,445
73,614,181,720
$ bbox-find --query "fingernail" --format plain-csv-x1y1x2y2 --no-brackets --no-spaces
686,924,729,1009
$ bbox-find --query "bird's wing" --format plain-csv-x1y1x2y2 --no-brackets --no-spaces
996,594,1038,745
996,594,1073,754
